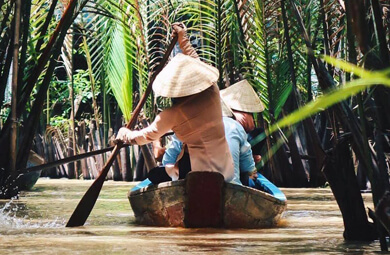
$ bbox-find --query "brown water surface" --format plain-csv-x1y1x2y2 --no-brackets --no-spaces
0,179,382,254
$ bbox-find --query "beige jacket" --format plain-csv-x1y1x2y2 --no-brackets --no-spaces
129,84,234,182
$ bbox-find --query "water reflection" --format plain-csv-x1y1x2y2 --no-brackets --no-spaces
0,178,382,254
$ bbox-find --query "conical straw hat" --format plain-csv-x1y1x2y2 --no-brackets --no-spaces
152,53,219,98
220,79,264,113
220,97,233,117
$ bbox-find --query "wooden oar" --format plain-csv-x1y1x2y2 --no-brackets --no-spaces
66,36,178,227
20,132,174,174
19,146,116,174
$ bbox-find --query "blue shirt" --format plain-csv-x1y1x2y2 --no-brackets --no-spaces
162,134,183,166
162,117,255,184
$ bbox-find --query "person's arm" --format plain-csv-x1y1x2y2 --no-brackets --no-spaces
239,136,258,184
238,127,256,174
116,109,175,145
153,139,166,162
240,141,256,173
162,134,183,166
172,23,199,59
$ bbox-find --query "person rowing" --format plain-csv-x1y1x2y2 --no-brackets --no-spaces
115,23,234,184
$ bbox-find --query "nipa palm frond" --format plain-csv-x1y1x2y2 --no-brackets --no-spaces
239,0,292,121
106,22,133,122
180,0,231,87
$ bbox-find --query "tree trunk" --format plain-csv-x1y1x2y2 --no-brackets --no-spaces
322,138,377,241
134,149,146,181
77,122,90,179
3,0,22,198
0,3,14,110
68,28,77,179
13,0,83,173
53,136,68,177
303,118,327,187
121,147,132,181
105,133,119,181
67,127,75,179
90,120,103,174
281,1,315,187
42,134,57,177
272,130,295,187
264,131,286,186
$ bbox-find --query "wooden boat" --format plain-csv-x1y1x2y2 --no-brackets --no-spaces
128,171,287,228
18,150,44,191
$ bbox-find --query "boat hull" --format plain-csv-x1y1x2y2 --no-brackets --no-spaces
223,182,285,228
19,151,44,191
128,172,286,228
130,180,186,227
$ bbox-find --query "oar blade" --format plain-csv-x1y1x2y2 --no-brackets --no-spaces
66,145,120,227
66,175,105,227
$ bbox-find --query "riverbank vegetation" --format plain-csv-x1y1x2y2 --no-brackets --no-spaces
0,0,389,248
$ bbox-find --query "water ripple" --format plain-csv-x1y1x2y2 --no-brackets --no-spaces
0,199,64,229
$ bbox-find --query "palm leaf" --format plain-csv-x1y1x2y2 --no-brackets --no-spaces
270,75,390,134
240,0,293,120
269,59,390,133
81,0,149,121
249,59,390,146
106,22,133,121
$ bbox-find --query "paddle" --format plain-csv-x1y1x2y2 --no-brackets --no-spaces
19,146,115,174
66,36,178,227
20,131,174,174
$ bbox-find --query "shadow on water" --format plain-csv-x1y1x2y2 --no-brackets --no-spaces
0,179,384,254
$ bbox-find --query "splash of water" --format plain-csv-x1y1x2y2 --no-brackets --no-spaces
0,199,65,229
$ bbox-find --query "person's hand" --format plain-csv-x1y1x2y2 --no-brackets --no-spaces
249,169,258,180
172,22,187,42
153,140,166,162
115,127,133,144
171,22,199,58
253,154,262,164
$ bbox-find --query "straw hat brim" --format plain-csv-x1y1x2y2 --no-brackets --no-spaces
152,53,219,98
220,79,264,113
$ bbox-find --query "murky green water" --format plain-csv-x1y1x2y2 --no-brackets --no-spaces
0,179,382,254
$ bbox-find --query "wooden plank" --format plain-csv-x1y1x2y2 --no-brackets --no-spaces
185,171,224,228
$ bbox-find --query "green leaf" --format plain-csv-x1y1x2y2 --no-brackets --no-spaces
269,76,390,134
107,22,133,122
322,55,379,78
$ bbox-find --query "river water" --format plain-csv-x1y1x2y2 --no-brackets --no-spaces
0,179,382,254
